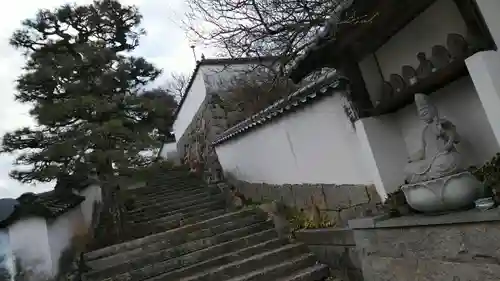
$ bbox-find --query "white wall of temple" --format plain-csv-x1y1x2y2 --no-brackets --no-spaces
467,1,500,148
173,71,207,141
215,94,373,185
8,217,53,278
76,184,102,229
159,142,178,159
47,207,85,276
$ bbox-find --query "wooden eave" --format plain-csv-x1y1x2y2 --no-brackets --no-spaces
290,0,438,83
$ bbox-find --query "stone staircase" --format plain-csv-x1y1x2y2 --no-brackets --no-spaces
83,169,330,281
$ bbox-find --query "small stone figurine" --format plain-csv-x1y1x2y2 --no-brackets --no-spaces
416,52,435,79
402,65,418,86
447,33,470,60
430,45,451,70
389,74,406,93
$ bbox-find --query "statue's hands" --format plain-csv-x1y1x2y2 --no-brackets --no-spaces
408,149,425,162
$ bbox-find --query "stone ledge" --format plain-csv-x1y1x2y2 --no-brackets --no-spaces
348,207,500,229
295,228,355,246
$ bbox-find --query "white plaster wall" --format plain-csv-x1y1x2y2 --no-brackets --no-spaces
173,71,207,141
215,94,372,185
8,218,52,278
159,142,178,159
395,77,499,167
467,51,500,147
77,184,102,228
374,0,467,81
355,116,409,199
47,207,85,276
0,229,13,281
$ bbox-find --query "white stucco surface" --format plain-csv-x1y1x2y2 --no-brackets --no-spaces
0,230,13,280
77,184,102,228
215,94,372,185
173,71,207,141
374,0,467,81
467,51,500,148
159,142,178,160
355,117,408,199
47,207,84,276
8,218,52,277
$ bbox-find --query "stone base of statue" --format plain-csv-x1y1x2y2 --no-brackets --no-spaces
401,171,482,213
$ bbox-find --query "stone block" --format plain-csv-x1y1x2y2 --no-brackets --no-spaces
278,184,296,207
263,183,280,202
257,183,273,202
293,184,325,210
365,184,381,203
361,256,418,281
343,184,371,206
339,206,367,224
363,255,500,281
307,245,328,261
295,228,355,246
323,245,361,270
354,225,466,261
321,184,351,210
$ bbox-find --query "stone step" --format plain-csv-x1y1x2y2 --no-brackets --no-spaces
130,209,227,239
225,254,319,281
130,186,217,207
129,191,215,213
178,243,309,281
276,264,330,281
85,209,262,261
85,221,274,280
128,194,217,219
101,230,281,281
146,178,206,189
127,198,226,223
127,184,208,202
142,180,207,194
87,214,269,272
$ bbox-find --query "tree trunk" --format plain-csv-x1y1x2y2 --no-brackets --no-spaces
95,156,127,245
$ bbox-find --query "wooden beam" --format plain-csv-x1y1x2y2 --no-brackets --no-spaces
338,58,373,117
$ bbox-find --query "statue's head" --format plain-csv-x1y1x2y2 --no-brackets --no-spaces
415,93,437,124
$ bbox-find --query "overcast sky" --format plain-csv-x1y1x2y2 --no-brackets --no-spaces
0,0,208,198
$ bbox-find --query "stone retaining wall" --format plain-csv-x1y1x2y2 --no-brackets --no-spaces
295,228,363,281
228,178,383,227
350,209,500,281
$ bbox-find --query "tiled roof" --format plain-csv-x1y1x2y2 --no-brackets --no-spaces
0,185,86,228
212,71,349,145
34,190,85,217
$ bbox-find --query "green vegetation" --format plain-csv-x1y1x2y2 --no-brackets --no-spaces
1,0,177,205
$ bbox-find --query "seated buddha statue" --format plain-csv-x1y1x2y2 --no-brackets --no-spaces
404,94,465,184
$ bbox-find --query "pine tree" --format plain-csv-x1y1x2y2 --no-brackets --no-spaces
1,0,177,203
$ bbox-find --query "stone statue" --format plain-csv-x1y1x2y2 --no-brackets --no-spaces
401,93,481,213
404,93,463,184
